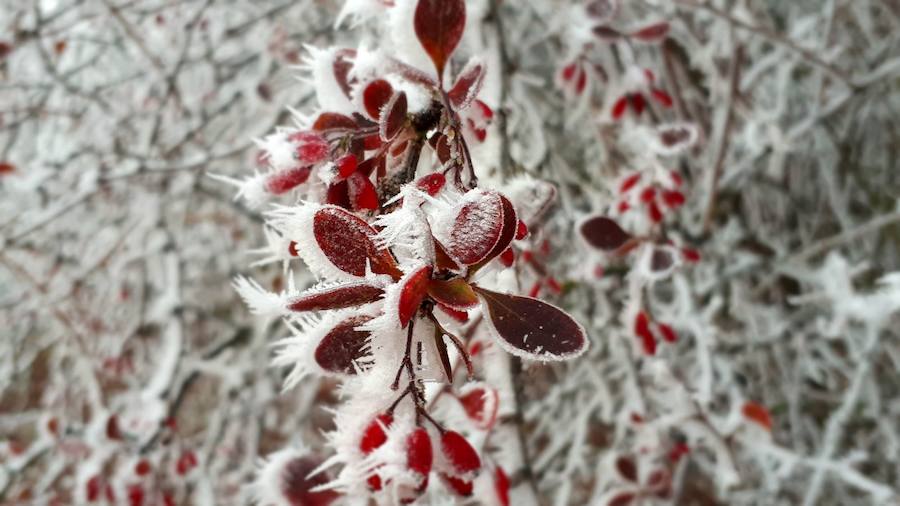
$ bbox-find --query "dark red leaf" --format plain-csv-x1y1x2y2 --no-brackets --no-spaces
312,112,357,132
414,0,466,78
335,154,358,179
380,91,407,141
398,265,433,327
658,323,678,343
362,79,394,120
607,492,635,506
433,239,462,271
347,172,379,211
448,59,486,110
266,166,312,194
315,315,373,375
630,21,670,42
448,191,505,265
426,278,479,310
650,247,674,271
592,25,622,40
651,88,674,107
0,162,15,175
474,286,588,360
325,180,350,208
611,96,628,119
313,207,401,278
281,455,340,506
619,174,641,194
615,456,638,482
441,431,481,475
332,49,357,99
287,283,384,312
499,247,514,267
580,216,632,251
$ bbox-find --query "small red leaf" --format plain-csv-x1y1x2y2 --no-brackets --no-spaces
494,466,510,506
580,216,632,251
441,474,473,496
312,112,357,132
414,0,466,78
332,49,357,99
448,191,505,265
315,315,373,375
363,79,394,120
742,401,773,431
266,166,311,194
630,21,670,42
593,25,622,40
615,456,638,482
658,323,678,343
458,383,499,430
427,278,479,310
313,207,401,278
619,174,641,194
433,239,462,272
515,220,528,240
335,154,358,179
291,132,329,165
287,283,384,312
380,91,407,141
477,194,518,267
611,96,629,119
474,286,588,360
651,88,674,107
0,162,15,175
499,247,515,267
607,492,635,506
448,58,486,110
347,172,379,211
441,431,481,476
398,265,433,327
281,456,340,506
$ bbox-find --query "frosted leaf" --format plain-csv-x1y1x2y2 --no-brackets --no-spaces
474,286,589,361
286,281,385,312
413,0,466,78
315,315,374,375
447,190,505,265
448,57,486,110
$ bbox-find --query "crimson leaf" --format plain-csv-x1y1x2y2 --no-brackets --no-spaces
379,91,407,141
448,191,504,265
313,207,401,278
474,286,588,360
287,283,384,312
362,79,394,120
414,0,466,79
398,265,433,327
314,315,372,375
630,21,670,43
580,216,632,251
448,58,486,110
426,278,478,310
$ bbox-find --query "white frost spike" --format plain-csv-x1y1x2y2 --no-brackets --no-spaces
207,172,270,209
248,226,297,269
302,45,355,114
255,132,299,172
233,276,287,318
373,202,436,270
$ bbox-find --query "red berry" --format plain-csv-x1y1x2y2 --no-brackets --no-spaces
639,187,656,203
127,485,145,506
682,248,701,263
440,431,481,476
406,428,433,479
661,190,685,208
415,173,446,196
360,414,393,454
135,459,152,476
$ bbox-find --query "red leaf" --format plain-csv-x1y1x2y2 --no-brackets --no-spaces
332,49,357,99
658,125,693,148
325,180,350,208
611,96,629,119
515,220,528,240
458,383,499,430
658,323,678,343
312,207,401,278
291,132,329,165
398,265,433,327
593,25,622,41
651,88,674,107
499,247,515,267
630,93,646,115
630,21,670,42
441,431,481,475
287,283,384,312
661,190,685,208
580,216,632,251
380,91,407,141
266,166,311,194
607,492,635,506
135,460,151,476
362,79,394,120
281,456,340,506
414,0,466,78
347,172,379,211
561,62,578,82
312,112,357,132
315,315,373,375
742,401,773,431
433,238,462,272
682,248,701,263
448,58,486,110
647,201,663,222
0,162,15,175
474,286,588,360
494,466,510,506
335,154,358,179
448,191,505,265
615,456,638,482
426,278,479,310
